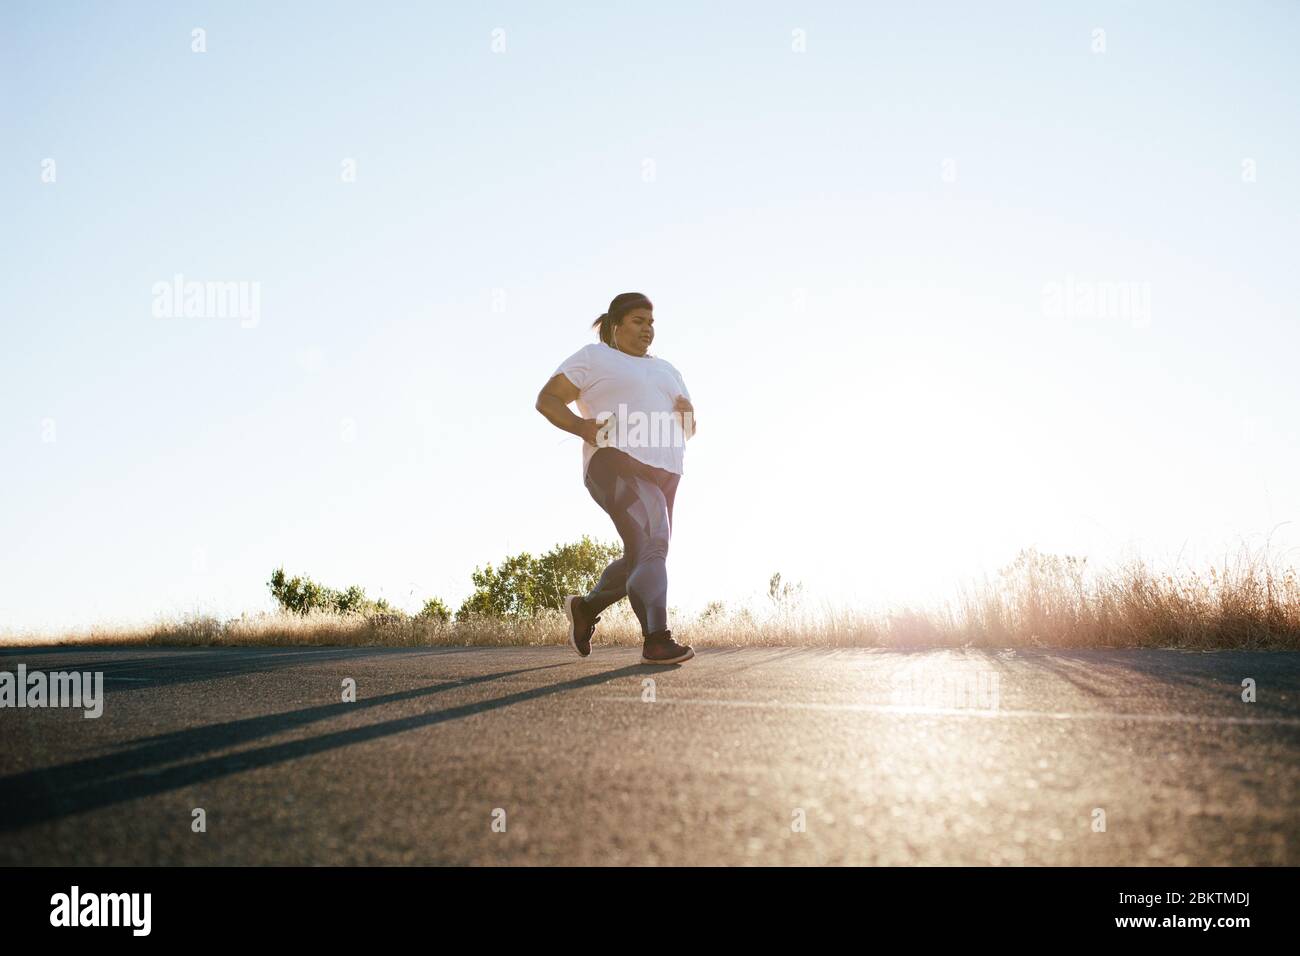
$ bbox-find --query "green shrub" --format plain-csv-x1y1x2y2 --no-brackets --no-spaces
417,597,452,623
267,566,394,617
455,536,622,622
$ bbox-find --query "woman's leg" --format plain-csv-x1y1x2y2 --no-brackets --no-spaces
583,469,679,616
583,554,629,615
583,450,675,637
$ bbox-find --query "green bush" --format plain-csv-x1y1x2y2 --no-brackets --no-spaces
416,597,452,623
267,536,620,626
267,566,396,618
455,536,622,622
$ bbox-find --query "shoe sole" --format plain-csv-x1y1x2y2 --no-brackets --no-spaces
563,595,590,658
641,647,695,665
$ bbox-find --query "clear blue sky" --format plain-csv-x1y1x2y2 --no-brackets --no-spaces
3,1,1299,632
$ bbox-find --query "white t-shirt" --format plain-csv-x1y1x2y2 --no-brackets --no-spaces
551,341,693,478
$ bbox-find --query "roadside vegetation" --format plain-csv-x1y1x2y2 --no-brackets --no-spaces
5,544,1299,650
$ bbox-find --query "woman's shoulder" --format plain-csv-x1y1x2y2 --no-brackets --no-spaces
559,341,607,362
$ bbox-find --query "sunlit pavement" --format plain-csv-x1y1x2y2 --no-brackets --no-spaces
2,645,1296,865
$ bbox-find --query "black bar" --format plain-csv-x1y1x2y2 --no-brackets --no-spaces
0,866,1289,942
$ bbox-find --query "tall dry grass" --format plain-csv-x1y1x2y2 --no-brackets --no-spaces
5,548,1299,650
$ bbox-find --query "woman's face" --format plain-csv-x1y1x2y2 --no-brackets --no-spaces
614,307,654,356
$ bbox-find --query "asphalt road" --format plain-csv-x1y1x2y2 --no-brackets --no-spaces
1,645,1297,865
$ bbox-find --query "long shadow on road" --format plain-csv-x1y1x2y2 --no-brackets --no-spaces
0,646,488,696
6,647,1297,834
0,660,646,831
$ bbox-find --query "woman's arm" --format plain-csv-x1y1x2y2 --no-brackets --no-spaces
669,364,696,438
536,373,602,445
673,395,697,438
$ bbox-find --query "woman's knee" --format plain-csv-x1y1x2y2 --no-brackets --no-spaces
640,530,670,563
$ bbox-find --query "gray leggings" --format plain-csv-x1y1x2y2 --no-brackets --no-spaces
582,447,681,637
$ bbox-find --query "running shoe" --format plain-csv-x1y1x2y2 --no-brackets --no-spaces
641,630,694,665
563,594,599,658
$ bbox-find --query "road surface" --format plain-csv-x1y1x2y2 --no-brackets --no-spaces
1,645,1296,865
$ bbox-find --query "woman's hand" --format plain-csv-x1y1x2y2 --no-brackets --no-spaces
673,395,697,438
579,417,612,447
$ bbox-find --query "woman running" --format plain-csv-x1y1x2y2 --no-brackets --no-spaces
535,292,697,665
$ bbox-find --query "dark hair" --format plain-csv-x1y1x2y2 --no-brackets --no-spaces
591,292,653,346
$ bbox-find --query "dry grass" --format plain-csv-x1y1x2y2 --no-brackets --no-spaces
5,548,1300,651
